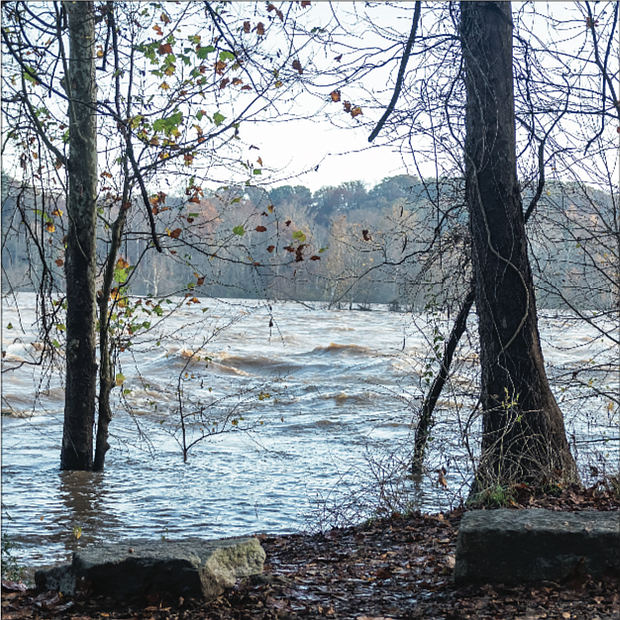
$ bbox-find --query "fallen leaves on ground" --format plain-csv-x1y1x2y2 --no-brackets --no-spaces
2,485,618,619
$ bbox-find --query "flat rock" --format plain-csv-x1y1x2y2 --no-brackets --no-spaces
35,536,265,600
454,508,620,585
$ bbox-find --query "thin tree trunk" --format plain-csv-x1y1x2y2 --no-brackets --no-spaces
460,1,578,493
411,286,475,474
60,2,98,471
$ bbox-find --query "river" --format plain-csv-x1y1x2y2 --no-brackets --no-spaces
2,293,618,574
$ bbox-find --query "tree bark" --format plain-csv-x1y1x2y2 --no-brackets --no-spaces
460,1,578,492
60,1,98,471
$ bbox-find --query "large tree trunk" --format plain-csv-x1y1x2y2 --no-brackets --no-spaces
60,1,98,470
460,1,578,493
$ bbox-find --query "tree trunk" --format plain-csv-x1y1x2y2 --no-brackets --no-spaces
60,2,98,471
460,1,578,493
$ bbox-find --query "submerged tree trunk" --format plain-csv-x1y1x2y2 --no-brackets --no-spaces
460,1,578,493
60,2,98,471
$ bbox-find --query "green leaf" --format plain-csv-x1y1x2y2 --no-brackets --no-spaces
253,169,262,175
153,110,183,135
213,111,225,126
197,45,215,59
233,225,245,236
293,230,306,243
6,322,13,330
219,50,235,61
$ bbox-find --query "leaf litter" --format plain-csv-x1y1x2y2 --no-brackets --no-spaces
2,484,618,620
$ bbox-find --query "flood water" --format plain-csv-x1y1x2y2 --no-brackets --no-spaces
2,293,618,574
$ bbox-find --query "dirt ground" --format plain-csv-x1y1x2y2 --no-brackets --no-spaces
2,484,619,620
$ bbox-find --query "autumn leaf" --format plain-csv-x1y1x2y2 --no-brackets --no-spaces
255,225,267,232
116,257,130,270
330,90,341,102
283,246,294,253
334,54,342,62
51,208,63,217
55,258,64,267
343,101,351,113
241,85,252,90
292,59,303,74
268,204,274,213
197,276,205,286
285,219,292,226
256,22,265,35
158,42,173,55
169,228,182,239
214,60,226,74
257,156,263,166
232,77,243,85
160,81,170,90
267,245,275,253
153,24,163,36
160,12,170,24
351,106,363,117
301,1,311,6
45,222,55,233
243,21,251,33
310,255,321,261
220,77,229,89
188,196,201,203
362,229,371,241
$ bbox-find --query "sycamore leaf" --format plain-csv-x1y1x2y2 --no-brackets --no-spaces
213,111,226,126
158,42,173,55
351,106,363,117
330,90,341,102
233,225,245,236
292,230,306,243
197,45,215,59
169,228,182,239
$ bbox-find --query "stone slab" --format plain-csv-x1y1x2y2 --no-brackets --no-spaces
35,536,265,600
454,508,620,585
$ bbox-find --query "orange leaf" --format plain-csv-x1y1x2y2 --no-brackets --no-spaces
116,257,130,269
188,196,201,203
255,225,267,232
257,156,263,166
351,106,363,117
215,60,226,74
51,208,63,217
45,222,55,233
330,90,341,102
232,77,243,85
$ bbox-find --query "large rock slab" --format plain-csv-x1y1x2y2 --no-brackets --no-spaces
454,509,619,585
35,536,265,600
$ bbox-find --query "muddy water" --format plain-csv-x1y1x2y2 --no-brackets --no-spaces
2,294,617,572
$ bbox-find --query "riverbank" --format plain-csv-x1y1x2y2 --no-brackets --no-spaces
2,484,618,620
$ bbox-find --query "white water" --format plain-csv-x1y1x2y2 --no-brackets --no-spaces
2,293,618,573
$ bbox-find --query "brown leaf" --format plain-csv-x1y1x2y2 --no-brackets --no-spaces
158,42,173,55
330,90,341,102
351,106,363,118
301,0,311,6
267,245,275,253
283,246,294,253
334,54,343,62
292,59,303,74
285,219,292,226
255,225,267,232
310,255,321,261
232,77,243,85
256,22,265,35
243,21,251,33
219,78,229,89
55,258,64,267
241,85,252,90
169,228,182,239
362,229,371,241
214,60,226,74
343,101,351,113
